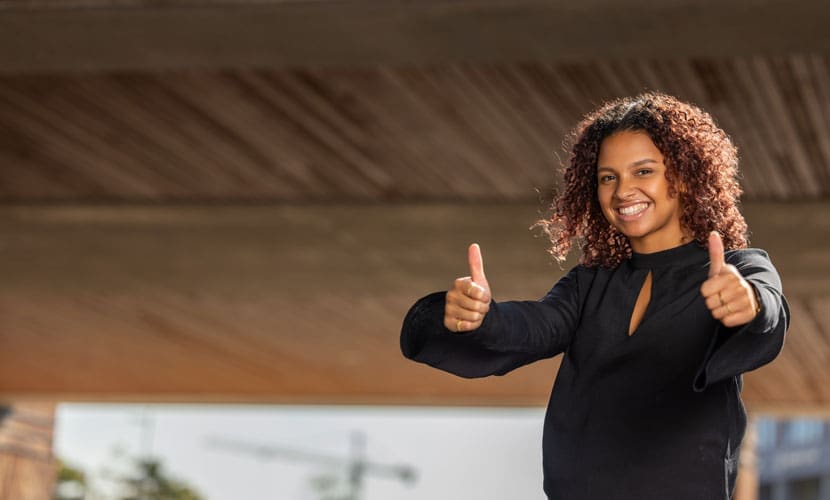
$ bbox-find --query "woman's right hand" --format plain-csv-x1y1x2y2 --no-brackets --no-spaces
444,243,492,332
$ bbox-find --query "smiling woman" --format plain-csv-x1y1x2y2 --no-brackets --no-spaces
596,131,687,254
401,93,790,500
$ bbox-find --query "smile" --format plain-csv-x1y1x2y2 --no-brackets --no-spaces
617,203,649,216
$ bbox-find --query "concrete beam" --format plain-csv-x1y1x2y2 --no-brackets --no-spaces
0,202,825,410
2,0,830,74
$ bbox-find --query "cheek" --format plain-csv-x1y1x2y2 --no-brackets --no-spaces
596,187,611,207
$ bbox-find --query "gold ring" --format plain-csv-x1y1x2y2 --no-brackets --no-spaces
456,319,464,332
718,292,725,307
725,303,733,314
466,286,473,296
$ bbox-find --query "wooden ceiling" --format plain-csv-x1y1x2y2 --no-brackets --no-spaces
1,56,830,203
0,0,828,411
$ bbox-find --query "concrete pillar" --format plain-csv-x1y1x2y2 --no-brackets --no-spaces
0,402,56,500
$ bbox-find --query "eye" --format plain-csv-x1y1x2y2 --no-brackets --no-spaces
635,168,653,176
598,174,616,184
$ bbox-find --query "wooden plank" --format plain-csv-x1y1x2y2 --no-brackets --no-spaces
0,59,827,203
0,403,56,500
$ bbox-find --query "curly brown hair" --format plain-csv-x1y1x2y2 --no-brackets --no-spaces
539,92,748,268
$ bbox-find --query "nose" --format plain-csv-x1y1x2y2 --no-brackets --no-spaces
614,174,635,200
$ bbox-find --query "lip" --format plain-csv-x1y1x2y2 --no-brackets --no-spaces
614,201,650,220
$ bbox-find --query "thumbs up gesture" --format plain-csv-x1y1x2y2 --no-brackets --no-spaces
700,232,761,328
444,243,492,332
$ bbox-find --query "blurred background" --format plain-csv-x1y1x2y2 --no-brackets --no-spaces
0,0,828,498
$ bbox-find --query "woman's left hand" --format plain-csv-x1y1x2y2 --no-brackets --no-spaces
700,232,761,328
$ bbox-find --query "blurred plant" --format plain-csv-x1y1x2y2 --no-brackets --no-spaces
54,455,202,500
54,459,91,500
115,457,203,500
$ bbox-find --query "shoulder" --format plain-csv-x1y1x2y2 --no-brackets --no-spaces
543,264,595,297
724,247,783,286
563,263,605,294
724,247,773,268
572,263,602,285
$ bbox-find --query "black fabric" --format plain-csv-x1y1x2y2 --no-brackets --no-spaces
400,241,789,500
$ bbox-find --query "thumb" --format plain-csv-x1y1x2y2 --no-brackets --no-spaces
708,231,726,277
468,243,488,287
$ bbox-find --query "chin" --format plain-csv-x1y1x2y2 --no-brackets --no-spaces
611,224,646,240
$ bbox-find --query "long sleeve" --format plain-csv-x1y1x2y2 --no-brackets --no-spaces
693,249,790,391
400,267,583,378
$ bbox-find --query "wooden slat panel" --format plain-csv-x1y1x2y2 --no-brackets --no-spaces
0,403,55,500
1,57,828,203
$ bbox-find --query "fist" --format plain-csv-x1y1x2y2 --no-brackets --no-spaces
700,232,761,328
444,243,492,332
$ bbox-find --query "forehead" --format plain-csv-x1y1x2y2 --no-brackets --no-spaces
597,130,664,167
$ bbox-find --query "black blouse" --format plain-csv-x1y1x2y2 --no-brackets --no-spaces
400,241,789,500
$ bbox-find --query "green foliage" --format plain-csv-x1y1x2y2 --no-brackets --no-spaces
54,459,89,500
57,459,88,485
117,458,204,500
54,456,203,500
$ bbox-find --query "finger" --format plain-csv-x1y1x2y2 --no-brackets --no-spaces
710,293,753,321
445,304,485,322
452,278,490,303
449,290,490,312
708,231,726,277
467,282,491,302
452,319,481,333
720,311,755,328
453,276,473,292
445,317,463,332
700,271,739,299
445,315,483,333
703,285,737,310
468,243,487,286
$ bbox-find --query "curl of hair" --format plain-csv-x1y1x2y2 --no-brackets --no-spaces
538,92,748,268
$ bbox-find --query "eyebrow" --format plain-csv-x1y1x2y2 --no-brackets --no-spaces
597,158,659,172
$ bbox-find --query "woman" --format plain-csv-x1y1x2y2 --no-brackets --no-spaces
400,93,789,499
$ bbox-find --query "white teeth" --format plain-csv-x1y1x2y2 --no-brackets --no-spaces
619,203,648,215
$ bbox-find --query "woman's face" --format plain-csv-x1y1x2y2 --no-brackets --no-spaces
596,130,687,254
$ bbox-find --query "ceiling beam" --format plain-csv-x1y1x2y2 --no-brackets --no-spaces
2,0,830,74
0,202,825,411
